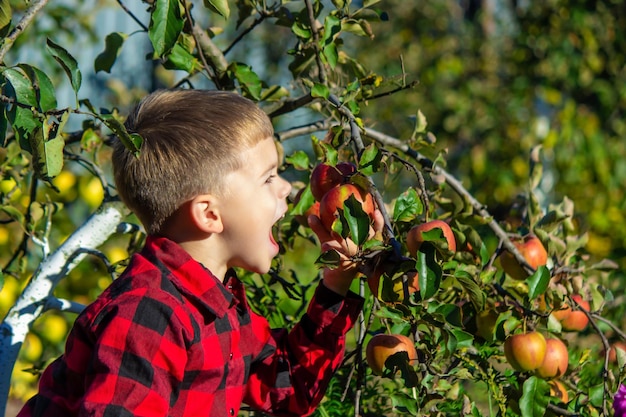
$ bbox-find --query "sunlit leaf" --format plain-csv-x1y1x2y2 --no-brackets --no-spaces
230,63,262,100
149,0,184,56
285,150,310,170
393,188,422,223
203,0,230,19
311,83,329,99
527,266,549,300
343,195,370,246
358,144,382,176
417,243,441,299
0,0,11,31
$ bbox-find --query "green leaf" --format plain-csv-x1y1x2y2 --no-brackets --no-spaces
46,38,81,94
1,205,25,224
41,135,64,178
316,249,341,267
447,328,474,352
261,85,290,101
587,383,605,408
100,114,142,157
527,266,550,300
285,150,310,170
322,42,338,69
230,63,262,100
343,195,370,246
95,32,127,73
163,43,200,73
363,0,382,7
291,22,312,39
391,391,419,414
393,188,422,223
203,0,230,19
291,186,315,216
0,0,11,32
32,110,70,179
311,83,330,99
2,65,57,147
519,376,549,417
322,15,341,45
417,243,442,299
455,270,485,311
358,144,382,176
411,109,428,138
149,0,184,57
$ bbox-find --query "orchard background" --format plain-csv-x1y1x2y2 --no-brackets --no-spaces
1,0,625,416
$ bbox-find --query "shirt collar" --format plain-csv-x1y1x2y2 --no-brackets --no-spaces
142,235,235,318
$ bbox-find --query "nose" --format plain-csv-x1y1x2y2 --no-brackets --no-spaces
278,176,292,199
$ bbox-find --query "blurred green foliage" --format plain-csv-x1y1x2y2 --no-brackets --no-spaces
351,0,626,268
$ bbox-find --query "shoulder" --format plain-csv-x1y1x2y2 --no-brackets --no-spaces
77,269,201,345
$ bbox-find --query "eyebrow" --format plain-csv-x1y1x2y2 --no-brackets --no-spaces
261,162,277,177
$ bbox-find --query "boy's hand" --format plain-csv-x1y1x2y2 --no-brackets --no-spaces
308,209,385,296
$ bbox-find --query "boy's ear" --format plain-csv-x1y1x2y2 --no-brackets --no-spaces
189,194,224,234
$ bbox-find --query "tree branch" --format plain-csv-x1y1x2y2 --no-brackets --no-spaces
0,200,128,417
0,0,49,64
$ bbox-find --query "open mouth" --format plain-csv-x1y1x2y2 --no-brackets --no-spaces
270,207,288,251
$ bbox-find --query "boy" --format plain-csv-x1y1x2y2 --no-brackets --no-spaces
18,89,383,416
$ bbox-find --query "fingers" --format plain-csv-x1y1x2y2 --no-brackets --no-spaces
310,210,386,246
307,214,332,243
371,209,385,239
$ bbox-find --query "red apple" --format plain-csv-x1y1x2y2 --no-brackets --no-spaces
536,337,569,379
504,331,547,371
498,235,548,280
607,341,626,363
555,295,590,332
309,162,357,202
318,183,375,232
406,220,457,257
366,333,418,375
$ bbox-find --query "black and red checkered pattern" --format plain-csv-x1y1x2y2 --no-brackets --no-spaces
18,236,363,416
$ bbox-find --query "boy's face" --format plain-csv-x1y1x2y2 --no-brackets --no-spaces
218,137,292,274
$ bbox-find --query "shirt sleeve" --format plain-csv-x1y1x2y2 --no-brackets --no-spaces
77,291,190,416
243,281,364,416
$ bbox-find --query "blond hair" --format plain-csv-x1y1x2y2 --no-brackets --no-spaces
112,89,274,234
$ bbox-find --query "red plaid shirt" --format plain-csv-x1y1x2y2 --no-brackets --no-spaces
18,236,363,417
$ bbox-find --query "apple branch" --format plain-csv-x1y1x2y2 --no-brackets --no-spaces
304,0,327,84
362,127,537,276
0,0,49,64
277,117,534,276
326,94,399,255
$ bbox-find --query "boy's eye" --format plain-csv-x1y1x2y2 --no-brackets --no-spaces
266,175,276,184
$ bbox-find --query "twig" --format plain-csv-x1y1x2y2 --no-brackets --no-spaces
304,0,326,84
268,93,315,119
224,9,271,55
580,307,610,416
363,127,537,276
116,0,148,31
0,0,49,64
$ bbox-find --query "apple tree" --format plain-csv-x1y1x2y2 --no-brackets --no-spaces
0,1,623,416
